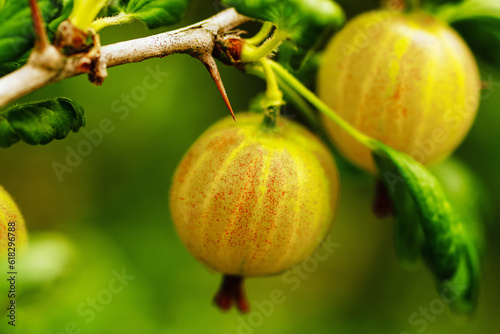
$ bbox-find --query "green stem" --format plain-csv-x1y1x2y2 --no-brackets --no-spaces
241,29,289,63
91,12,135,32
247,63,318,130
260,59,283,128
275,76,342,156
245,22,275,46
275,76,317,128
405,0,420,13
268,60,377,150
246,62,344,166
261,59,282,102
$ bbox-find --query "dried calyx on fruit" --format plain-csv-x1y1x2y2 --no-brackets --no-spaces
318,10,480,172
170,110,339,312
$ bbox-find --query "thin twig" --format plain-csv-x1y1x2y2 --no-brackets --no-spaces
0,8,249,108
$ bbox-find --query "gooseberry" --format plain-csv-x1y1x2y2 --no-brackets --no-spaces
0,185,27,308
318,10,480,172
169,112,339,311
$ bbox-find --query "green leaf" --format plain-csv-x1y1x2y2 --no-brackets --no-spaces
423,0,465,11
0,97,86,148
223,0,344,26
48,0,74,34
277,43,323,84
435,0,500,23
224,0,345,69
431,158,487,254
120,0,191,29
432,0,500,68
0,0,63,64
373,143,484,317
425,1,500,68
373,143,461,281
452,17,500,68
0,52,29,77
375,156,423,270
431,158,486,317
439,247,480,319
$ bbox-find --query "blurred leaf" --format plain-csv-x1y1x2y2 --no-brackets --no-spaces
440,246,481,318
431,157,488,255
120,0,191,29
452,17,500,68
0,97,85,148
427,0,464,3
278,43,325,84
373,143,461,281
433,0,500,68
224,0,345,69
431,157,486,317
0,0,63,64
0,54,29,77
48,0,74,33
374,144,484,317
436,0,500,22
423,0,465,11
375,157,423,269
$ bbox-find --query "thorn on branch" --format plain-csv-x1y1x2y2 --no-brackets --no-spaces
197,53,236,121
0,8,251,108
29,0,50,51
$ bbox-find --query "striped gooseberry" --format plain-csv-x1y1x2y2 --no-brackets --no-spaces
169,112,338,311
318,10,481,172
0,185,27,308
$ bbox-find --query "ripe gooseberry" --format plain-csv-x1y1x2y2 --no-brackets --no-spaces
318,10,481,172
0,185,27,308
169,112,339,312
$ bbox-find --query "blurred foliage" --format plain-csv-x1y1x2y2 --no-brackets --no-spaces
0,1,499,334
0,0,62,64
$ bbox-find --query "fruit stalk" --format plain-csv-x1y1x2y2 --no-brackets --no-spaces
260,59,283,128
269,60,376,150
241,29,289,63
245,62,341,163
245,22,275,46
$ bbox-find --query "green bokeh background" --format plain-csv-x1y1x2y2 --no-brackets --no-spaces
0,1,499,333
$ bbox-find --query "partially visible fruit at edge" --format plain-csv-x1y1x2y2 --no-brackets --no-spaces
0,185,28,312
